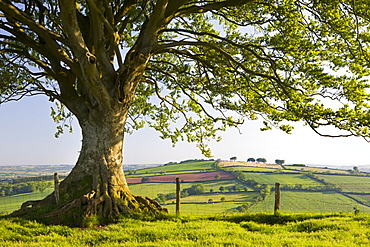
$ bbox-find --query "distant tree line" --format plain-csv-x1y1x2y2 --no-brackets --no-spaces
0,180,53,197
9,175,66,184
279,183,340,192
0,175,62,197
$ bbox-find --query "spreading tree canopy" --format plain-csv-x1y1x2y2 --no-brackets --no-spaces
1,0,370,225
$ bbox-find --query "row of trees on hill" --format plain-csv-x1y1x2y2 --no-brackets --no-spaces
229,157,285,165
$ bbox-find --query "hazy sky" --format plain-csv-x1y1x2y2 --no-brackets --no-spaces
1,95,370,167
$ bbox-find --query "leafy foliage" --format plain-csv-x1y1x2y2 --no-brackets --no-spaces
1,1,370,155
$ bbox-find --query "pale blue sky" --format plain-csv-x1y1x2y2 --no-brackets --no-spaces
1,95,370,167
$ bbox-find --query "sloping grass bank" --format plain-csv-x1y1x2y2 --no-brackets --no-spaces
1,213,370,246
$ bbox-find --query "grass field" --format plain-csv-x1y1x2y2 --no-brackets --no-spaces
133,161,214,175
0,188,54,213
129,180,258,214
316,175,370,192
128,179,246,198
346,194,370,207
2,213,370,246
164,192,261,214
241,172,322,185
249,191,370,213
126,170,208,178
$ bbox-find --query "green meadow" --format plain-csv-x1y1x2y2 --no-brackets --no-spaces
2,213,370,246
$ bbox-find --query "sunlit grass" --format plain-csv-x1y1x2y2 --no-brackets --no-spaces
1,213,370,246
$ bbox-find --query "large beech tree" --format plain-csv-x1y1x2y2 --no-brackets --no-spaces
1,0,370,225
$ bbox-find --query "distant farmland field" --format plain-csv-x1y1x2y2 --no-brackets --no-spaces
2,160,370,216
129,180,246,199
223,166,287,173
249,191,370,213
316,175,370,192
133,161,214,175
0,188,54,213
164,192,261,214
126,171,234,183
286,166,351,174
241,172,322,185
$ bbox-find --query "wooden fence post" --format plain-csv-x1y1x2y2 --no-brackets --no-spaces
274,182,280,214
54,172,60,205
176,177,180,216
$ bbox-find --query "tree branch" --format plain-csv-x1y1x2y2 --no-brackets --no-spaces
59,0,113,110
175,0,255,17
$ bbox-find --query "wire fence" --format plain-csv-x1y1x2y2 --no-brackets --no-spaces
0,175,55,214
1,176,370,215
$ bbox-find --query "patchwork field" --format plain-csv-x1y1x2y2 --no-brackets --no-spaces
1,160,370,216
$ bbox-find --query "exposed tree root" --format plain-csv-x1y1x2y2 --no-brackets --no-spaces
11,190,168,226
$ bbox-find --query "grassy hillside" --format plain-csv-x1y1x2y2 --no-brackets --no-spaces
1,213,370,246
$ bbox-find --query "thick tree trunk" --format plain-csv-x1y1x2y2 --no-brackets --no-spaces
12,107,167,226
